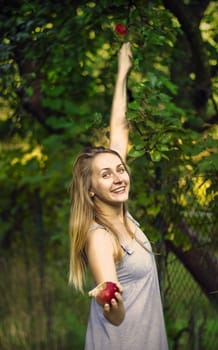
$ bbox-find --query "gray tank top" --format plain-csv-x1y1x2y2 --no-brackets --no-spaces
85,213,168,350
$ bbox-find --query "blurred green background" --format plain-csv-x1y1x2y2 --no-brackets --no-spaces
0,1,217,349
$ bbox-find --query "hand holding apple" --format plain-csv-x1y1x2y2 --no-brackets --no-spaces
89,281,121,306
89,281,125,325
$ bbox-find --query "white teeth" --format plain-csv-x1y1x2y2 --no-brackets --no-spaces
113,187,125,193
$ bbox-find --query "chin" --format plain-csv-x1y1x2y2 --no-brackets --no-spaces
112,194,129,203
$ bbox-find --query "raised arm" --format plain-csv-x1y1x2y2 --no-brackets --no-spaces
109,42,132,162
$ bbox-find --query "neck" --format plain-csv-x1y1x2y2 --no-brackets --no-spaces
94,200,125,223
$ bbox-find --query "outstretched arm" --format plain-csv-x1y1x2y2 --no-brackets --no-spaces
86,229,125,326
109,42,132,162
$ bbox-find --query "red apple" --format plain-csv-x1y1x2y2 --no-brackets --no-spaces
93,281,119,305
115,23,127,36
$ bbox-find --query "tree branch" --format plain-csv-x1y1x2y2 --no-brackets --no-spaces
166,218,218,305
162,0,211,118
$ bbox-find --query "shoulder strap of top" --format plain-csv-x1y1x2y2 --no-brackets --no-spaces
90,213,138,231
126,212,154,254
126,211,140,227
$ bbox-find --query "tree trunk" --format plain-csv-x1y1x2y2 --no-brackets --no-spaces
163,0,212,121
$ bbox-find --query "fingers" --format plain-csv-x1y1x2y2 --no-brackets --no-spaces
103,292,122,310
125,42,132,57
103,303,110,313
119,42,131,57
103,293,121,313
88,290,95,297
88,284,99,297
121,41,131,49
114,291,122,302
118,43,132,73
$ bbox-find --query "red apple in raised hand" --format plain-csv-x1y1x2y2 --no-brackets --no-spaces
93,281,119,305
115,23,127,36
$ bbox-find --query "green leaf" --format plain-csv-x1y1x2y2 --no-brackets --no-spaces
128,101,140,111
150,149,162,162
128,147,145,158
157,144,170,152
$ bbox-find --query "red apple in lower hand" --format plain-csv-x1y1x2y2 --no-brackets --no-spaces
92,281,120,306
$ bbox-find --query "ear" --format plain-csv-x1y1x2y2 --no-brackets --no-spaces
89,191,95,198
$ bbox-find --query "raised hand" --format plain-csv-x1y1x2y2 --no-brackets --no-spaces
117,42,132,78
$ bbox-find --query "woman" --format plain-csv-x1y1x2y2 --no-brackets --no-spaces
69,42,168,350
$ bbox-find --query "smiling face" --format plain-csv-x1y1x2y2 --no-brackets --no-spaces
90,152,130,207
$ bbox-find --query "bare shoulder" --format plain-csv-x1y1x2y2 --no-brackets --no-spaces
86,225,115,250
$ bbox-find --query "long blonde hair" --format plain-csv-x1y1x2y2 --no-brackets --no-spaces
69,147,130,292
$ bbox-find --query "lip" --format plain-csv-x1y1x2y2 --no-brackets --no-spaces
111,186,126,194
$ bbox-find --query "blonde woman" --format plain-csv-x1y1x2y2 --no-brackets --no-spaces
69,42,168,350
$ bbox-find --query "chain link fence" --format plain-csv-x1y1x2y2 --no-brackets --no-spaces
155,176,218,350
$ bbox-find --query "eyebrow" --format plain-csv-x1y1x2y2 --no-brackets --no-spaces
99,163,124,172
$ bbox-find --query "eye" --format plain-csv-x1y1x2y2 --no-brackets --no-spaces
102,171,111,178
118,167,125,174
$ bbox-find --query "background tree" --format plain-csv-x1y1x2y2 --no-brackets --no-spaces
0,0,217,349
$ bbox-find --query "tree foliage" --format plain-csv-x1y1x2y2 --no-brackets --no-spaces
0,0,218,348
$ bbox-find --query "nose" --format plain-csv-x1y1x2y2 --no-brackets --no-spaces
113,173,122,183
